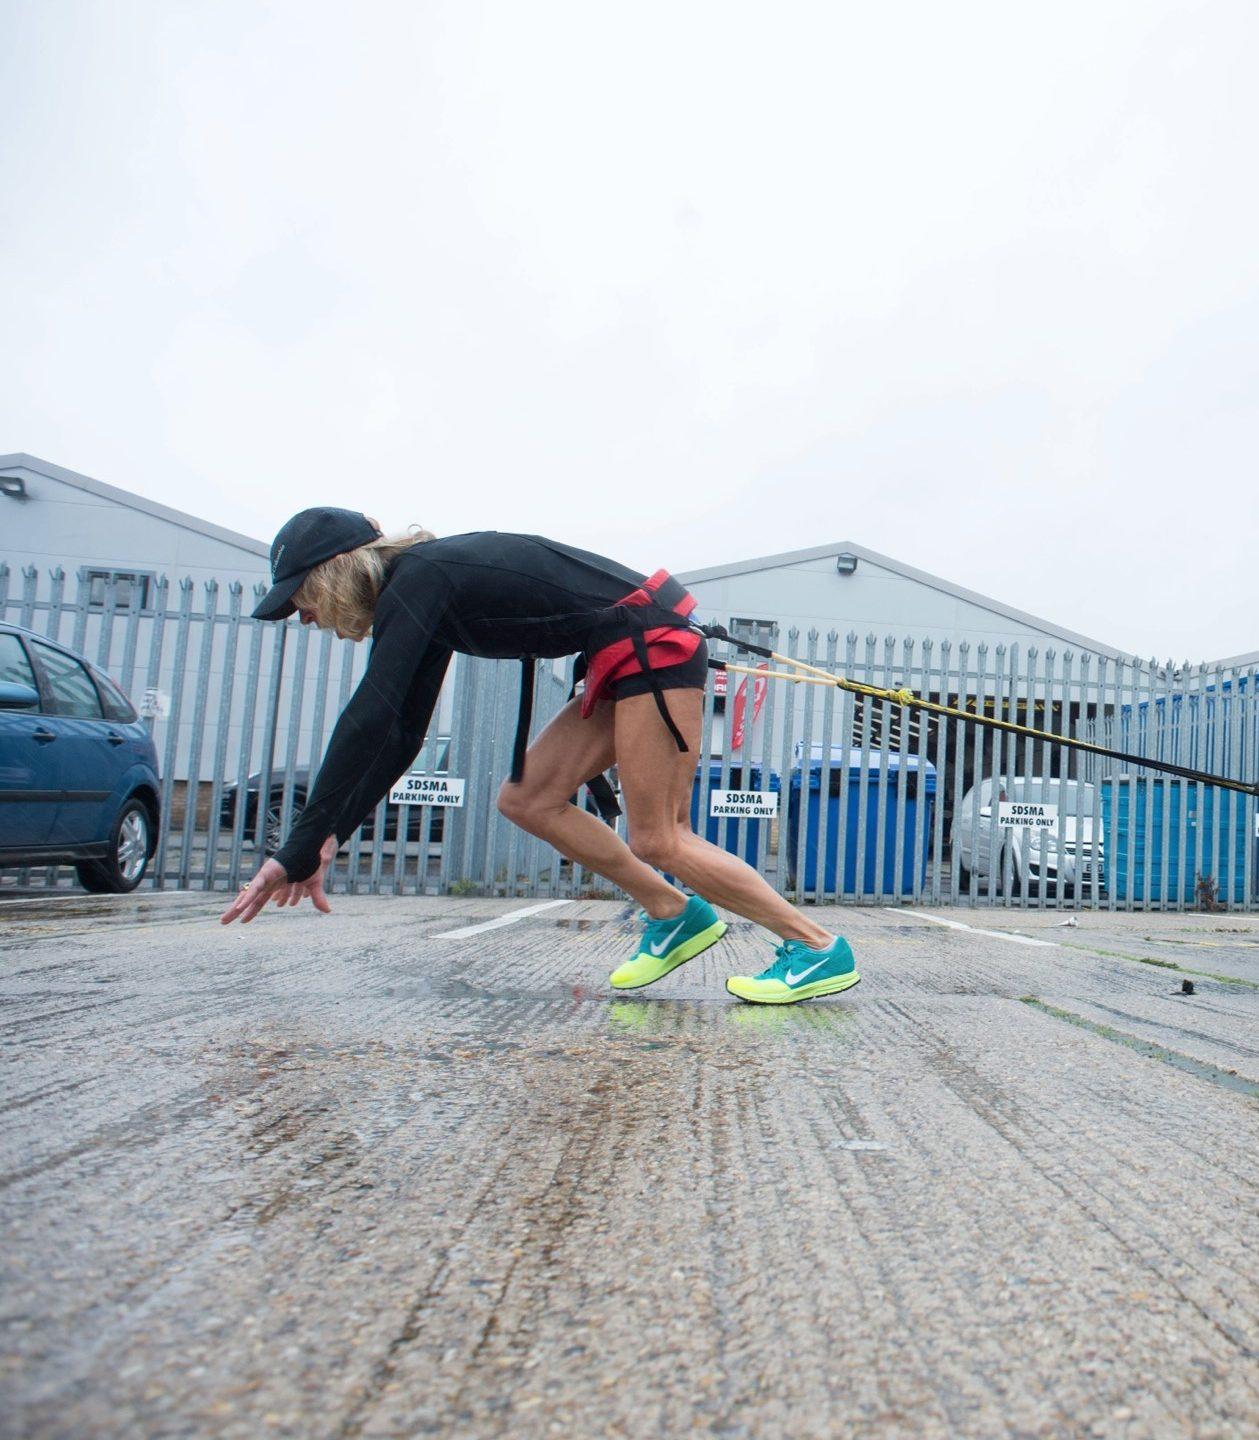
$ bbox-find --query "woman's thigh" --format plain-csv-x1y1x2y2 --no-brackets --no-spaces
510,695,618,806
613,688,704,836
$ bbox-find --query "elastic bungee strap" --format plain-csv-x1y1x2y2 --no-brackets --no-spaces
700,624,1259,800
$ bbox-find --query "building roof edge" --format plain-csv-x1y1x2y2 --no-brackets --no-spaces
0,452,271,559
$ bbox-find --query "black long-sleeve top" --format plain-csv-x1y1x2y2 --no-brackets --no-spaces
273,532,649,883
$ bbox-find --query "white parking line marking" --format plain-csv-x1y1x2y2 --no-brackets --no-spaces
435,899,573,939
885,908,1059,949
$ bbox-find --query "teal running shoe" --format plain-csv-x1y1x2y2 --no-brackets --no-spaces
726,935,860,1004
609,895,727,989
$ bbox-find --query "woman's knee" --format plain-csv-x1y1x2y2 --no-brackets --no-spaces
627,825,681,870
497,778,562,827
496,779,534,824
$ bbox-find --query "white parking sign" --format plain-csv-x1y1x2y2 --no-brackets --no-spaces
388,775,466,807
998,800,1058,830
709,789,778,819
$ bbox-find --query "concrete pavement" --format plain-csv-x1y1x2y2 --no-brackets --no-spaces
2,892,1258,1438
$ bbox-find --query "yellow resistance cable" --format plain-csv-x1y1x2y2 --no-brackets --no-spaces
722,656,1259,800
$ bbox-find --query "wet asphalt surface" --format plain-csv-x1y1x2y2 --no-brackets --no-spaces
2,892,1258,1439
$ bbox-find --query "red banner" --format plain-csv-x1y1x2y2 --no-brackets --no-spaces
730,664,768,750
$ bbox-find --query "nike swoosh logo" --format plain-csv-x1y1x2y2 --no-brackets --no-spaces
647,917,689,956
784,957,831,985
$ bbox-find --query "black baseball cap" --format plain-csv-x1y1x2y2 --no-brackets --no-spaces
252,507,383,620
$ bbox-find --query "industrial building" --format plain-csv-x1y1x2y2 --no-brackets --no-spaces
0,451,1148,790
0,453,270,599
679,540,1128,663
3,454,1137,666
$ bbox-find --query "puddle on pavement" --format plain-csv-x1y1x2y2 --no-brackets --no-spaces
605,995,858,1044
383,975,611,1004
725,1002,858,1040
0,894,225,945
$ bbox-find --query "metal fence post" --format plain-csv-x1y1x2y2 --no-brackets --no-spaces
777,628,801,899
19,566,38,629
227,592,269,892
815,631,839,904
204,583,244,888
277,619,310,856
153,578,195,887
253,621,290,861
177,581,219,888
796,630,819,903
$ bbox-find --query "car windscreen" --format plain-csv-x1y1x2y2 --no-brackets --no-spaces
1010,779,1093,805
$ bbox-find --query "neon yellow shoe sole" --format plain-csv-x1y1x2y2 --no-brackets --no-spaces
609,920,728,989
725,970,862,1005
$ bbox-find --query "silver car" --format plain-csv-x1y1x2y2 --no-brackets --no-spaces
952,776,1103,895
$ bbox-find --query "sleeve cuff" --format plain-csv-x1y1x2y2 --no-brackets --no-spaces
272,844,319,884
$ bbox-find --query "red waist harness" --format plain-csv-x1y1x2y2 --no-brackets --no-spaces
580,569,700,716
507,570,702,797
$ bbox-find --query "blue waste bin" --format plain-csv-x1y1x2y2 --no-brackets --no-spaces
786,748,936,896
1101,776,1250,904
690,762,780,865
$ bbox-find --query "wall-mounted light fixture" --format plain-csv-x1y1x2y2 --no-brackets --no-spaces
835,552,858,575
0,476,27,499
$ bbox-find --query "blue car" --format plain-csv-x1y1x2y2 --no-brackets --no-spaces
0,622,161,892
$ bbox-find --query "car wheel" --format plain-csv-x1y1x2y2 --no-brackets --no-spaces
76,799,152,894
264,789,305,854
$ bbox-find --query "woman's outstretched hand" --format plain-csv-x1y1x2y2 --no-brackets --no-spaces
220,858,290,925
219,837,337,925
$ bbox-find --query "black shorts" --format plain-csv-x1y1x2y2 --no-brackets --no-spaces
607,638,710,701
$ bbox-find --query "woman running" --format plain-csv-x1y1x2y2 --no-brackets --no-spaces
219,508,859,1005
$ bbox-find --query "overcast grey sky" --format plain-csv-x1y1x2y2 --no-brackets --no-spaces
2,1,1255,660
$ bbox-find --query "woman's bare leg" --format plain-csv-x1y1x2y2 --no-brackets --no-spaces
496,697,686,918
614,689,832,947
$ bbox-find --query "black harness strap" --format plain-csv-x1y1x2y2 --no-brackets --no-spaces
509,656,535,784
631,625,690,756
570,654,621,822
696,620,775,660
583,772,621,823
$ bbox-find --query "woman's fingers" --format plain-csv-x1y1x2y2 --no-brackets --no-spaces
219,860,289,925
237,887,274,923
220,885,259,925
220,886,262,925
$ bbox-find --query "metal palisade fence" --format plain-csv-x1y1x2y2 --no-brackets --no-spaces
2,562,1257,910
